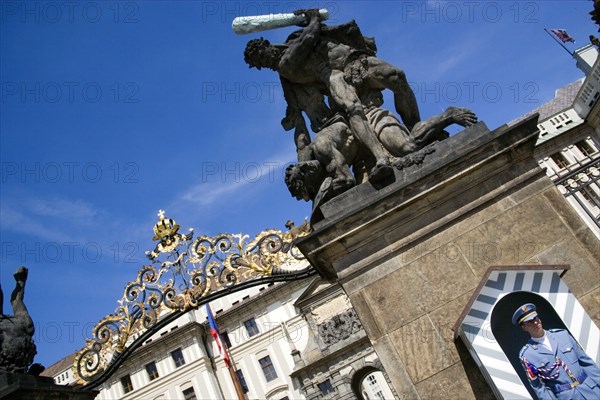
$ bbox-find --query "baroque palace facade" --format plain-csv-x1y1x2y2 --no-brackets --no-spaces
43,278,397,400
514,43,600,239
42,48,600,400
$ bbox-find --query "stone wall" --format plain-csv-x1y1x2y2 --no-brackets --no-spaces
296,117,600,399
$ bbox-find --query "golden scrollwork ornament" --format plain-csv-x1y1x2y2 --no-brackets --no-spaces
73,211,314,386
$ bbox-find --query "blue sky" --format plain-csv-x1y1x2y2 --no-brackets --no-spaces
0,0,595,368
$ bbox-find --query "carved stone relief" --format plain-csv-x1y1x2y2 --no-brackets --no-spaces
317,308,362,346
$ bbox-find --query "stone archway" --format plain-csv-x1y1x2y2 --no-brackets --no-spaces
351,365,396,400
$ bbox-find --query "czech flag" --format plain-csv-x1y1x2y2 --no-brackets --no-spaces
206,304,230,368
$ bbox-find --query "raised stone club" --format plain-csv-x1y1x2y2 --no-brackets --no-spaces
232,9,329,35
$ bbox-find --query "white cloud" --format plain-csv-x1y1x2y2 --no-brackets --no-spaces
433,49,471,77
25,197,97,220
0,204,75,243
180,146,296,207
0,193,110,243
182,178,252,206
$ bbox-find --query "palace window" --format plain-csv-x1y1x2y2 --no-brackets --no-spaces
258,355,278,382
581,187,600,212
551,152,570,170
236,369,249,393
367,375,377,385
577,140,597,157
244,318,260,337
222,331,232,348
367,374,385,399
171,348,186,368
120,374,133,393
182,387,197,400
318,379,335,396
145,361,159,381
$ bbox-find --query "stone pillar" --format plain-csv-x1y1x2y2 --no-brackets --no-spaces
296,117,600,399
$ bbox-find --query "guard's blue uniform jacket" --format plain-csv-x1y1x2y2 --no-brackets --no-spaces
519,329,600,399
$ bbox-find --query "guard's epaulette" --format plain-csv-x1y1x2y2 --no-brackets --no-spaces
519,344,529,358
549,328,565,333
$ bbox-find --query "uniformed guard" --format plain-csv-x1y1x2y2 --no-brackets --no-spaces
513,303,600,399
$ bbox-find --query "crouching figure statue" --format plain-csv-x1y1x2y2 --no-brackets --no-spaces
0,266,37,374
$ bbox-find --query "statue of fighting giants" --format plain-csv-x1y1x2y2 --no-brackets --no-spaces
239,9,477,221
0,266,37,374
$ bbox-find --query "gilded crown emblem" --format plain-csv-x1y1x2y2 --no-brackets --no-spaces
151,210,182,254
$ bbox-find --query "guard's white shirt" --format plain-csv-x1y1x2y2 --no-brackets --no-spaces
531,332,553,352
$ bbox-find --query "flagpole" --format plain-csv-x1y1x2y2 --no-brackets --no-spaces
544,28,574,55
222,341,246,400
207,303,246,400
0,266,3,315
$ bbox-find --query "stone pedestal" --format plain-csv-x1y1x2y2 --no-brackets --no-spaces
0,372,98,400
296,116,600,399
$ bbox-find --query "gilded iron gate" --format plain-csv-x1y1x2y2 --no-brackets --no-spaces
73,211,316,389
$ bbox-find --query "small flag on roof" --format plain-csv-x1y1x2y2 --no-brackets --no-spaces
549,28,576,43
